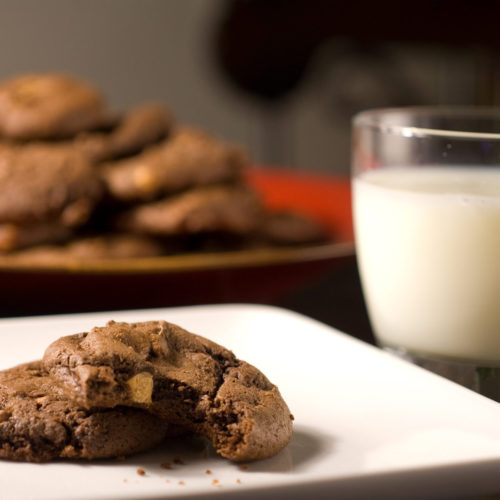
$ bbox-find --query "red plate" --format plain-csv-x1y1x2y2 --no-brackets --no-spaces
245,166,353,242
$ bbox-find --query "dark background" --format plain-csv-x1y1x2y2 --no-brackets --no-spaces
1,0,498,176
1,0,500,343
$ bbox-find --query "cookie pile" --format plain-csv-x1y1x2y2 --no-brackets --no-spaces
0,72,327,262
0,319,293,462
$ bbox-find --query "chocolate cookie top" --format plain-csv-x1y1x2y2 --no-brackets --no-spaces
0,361,170,462
107,102,173,159
0,142,103,225
75,103,173,163
0,73,109,140
116,185,263,236
43,320,293,462
101,128,246,202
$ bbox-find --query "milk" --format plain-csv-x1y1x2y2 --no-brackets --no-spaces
353,167,500,364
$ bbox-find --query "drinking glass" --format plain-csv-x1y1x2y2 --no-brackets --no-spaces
352,107,500,401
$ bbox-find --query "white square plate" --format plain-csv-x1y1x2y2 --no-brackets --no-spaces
0,304,500,499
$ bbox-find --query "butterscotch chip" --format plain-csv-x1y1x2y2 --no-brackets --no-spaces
116,185,263,236
101,127,246,202
0,361,170,462
0,73,109,140
127,372,153,404
43,320,294,462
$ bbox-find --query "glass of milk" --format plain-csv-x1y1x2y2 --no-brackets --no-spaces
352,107,500,400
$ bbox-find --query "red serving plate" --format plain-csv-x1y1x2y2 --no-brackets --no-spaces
0,167,354,317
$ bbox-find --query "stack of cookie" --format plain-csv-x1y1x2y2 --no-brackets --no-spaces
0,319,293,463
0,72,327,262
0,73,171,256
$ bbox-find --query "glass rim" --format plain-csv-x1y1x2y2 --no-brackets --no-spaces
353,106,500,141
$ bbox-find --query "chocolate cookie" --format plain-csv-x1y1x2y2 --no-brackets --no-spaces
260,211,329,245
101,128,246,203
107,102,173,159
116,185,263,236
43,320,293,462
0,142,103,227
0,361,170,462
75,103,173,163
4,234,166,262
0,221,73,253
0,73,110,140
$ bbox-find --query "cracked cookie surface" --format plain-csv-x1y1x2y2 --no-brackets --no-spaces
43,320,293,462
0,361,170,462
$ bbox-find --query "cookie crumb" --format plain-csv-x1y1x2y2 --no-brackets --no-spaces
205,469,212,475
160,462,171,469
290,413,295,420
123,479,128,483
173,456,184,465
137,468,146,476
178,481,185,486
165,479,170,484
236,478,241,484
239,464,249,471
211,479,219,486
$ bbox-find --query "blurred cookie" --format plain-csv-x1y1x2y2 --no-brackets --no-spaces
75,103,173,163
0,221,73,253
107,102,173,159
260,211,329,245
51,233,165,259
0,142,103,227
5,234,166,262
102,128,246,203
0,361,170,462
43,320,294,462
116,185,262,236
0,73,110,140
